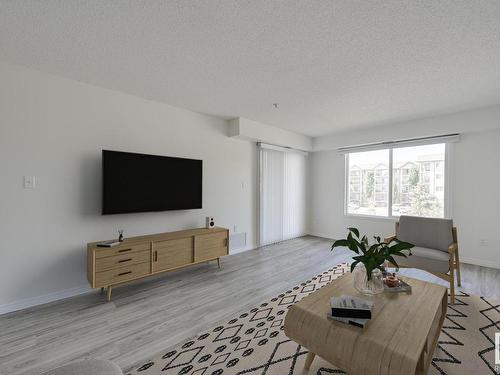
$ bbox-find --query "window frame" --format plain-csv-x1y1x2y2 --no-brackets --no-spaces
344,142,452,220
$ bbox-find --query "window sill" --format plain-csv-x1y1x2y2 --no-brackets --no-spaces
344,213,399,222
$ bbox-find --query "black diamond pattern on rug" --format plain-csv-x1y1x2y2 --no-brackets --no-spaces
318,275,332,283
477,296,500,373
211,353,230,366
249,307,272,322
234,340,309,374
301,284,315,293
191,367,207,375
278,295,296,306
254,328,268,338
271,319,283,328
213,324,243,342
161,347,204,371
235,339,251,351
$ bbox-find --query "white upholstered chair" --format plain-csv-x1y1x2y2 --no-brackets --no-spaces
385,215,461,304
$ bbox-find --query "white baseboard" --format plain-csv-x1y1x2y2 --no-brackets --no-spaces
307,231,335,240
459,256,500,270
230,244,256,255
0,285,94,315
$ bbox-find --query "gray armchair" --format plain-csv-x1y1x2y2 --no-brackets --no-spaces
385,215,461,304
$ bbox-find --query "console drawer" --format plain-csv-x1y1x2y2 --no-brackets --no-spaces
95,243,150,258
95,262,150,287
95,250,151,272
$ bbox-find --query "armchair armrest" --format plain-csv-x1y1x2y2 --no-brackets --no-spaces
448,243,458,254
384,235,397,243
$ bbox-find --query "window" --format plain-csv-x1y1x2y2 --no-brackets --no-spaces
346,143,448,218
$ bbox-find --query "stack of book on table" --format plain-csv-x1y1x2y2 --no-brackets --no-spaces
327,295,374,328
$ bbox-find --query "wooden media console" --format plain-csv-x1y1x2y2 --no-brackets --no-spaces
87,227,229,301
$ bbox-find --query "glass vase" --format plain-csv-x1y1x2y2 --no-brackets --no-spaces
353,263,384,295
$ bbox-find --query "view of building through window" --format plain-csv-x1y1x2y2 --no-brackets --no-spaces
347,149,389,217
347,144,446,218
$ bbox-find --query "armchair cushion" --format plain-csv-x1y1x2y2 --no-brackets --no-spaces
393,246,450,274
398,215,453,252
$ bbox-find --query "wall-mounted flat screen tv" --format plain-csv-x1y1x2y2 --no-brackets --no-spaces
102,150,202,215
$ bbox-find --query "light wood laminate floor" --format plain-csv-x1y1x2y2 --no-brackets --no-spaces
1,236,499,375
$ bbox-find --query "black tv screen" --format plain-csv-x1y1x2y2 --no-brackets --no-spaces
102,150,202,215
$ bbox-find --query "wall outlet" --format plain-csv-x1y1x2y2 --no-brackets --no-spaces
480,239,487,246
234,225,238,233
23,176,36,189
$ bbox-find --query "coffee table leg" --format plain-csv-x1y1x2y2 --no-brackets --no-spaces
304,352,316,369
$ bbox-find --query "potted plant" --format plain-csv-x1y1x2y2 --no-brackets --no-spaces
332,228,414,294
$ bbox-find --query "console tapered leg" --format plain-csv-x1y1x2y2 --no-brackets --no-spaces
106,286,113,302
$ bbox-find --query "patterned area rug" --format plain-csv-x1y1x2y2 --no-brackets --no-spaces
126,263,500,375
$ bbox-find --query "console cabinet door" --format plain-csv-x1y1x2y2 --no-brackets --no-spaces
194,231,228,262
153,237,193,272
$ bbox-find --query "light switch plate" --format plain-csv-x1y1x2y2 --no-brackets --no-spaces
23,176,36,189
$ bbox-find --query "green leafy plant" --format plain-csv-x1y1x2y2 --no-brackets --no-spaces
409,184,442,217
331,227,414,280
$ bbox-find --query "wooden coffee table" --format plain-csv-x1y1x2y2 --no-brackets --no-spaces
284,273,447,375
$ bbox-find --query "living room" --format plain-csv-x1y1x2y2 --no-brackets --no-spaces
1,2,500,375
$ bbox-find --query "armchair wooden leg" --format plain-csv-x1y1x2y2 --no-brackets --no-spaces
455,250,462,287
449,261,455,305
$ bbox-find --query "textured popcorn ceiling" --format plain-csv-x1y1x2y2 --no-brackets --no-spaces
1,1,500,137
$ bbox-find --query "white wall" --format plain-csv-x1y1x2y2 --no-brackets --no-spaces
309,107,500,269
314,106,500,151
0,62,257,311
229,117,313,151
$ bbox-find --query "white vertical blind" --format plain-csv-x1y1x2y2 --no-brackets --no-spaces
259,144,307,246
283,152,307,239
259,148,284,245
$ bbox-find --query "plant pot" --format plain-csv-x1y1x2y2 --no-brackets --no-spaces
352,263,384,295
